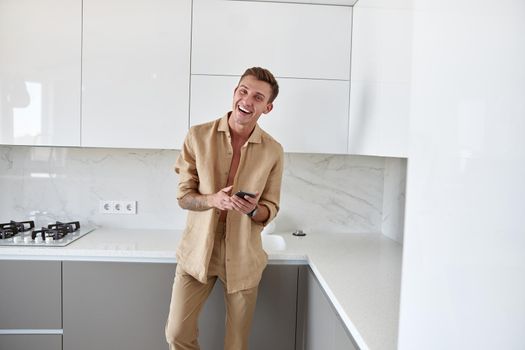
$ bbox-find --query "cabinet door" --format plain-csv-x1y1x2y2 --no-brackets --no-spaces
0,260,61,329
81,0,191,149
0,0,81,146
191,75,349,154
0,335,62,350
232,0,357,5
347,5,412,157
198,265,299,350
192,0,352,80
62,261,176,350
297,266,357,350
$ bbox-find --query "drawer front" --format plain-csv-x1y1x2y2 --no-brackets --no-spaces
0,334,62,350
0,260,62,329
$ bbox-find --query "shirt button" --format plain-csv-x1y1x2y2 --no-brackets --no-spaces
227,258,231,262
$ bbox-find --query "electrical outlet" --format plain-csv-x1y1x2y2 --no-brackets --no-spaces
118,200,137,215
99,200,137,214
99,200,115,214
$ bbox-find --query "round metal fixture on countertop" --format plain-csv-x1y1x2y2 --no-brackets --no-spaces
292,229,306,237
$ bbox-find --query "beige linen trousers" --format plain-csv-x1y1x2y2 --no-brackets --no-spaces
165,223,258,350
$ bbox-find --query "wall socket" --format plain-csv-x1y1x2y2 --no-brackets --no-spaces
99,200,137,214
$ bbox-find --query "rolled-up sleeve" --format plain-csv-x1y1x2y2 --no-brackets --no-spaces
258,146,284,225
175,128,199,200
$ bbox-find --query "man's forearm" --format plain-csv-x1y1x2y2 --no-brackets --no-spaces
178,193,212,211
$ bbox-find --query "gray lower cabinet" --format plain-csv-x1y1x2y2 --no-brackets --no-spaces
198,264,299,350
62,261,176,350
1,260,354,350
0,334,62,350
296,266,357,350
0,260,62,329
63,262,299,350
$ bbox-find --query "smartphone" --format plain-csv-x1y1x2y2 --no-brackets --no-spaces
235,191,256,199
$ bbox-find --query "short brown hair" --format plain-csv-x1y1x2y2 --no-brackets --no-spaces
239,67,279,103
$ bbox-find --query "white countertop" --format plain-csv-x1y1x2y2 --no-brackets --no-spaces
0,227,402,350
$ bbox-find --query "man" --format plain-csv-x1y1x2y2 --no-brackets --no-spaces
166,67,284,350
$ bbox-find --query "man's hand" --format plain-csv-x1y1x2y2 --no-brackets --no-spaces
207,185,235,210
231,191,259,215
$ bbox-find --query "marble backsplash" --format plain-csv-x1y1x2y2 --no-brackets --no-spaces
0,146,406,242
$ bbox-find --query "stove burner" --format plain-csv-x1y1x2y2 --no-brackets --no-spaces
31,221,81,241
0,220,35,239
11,220,35,232
0,223,17,239
0,219,92,246
48,221,80,233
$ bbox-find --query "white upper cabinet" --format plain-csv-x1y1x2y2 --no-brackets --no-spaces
232,0,358,5
191,0,352,154
192,0,352,80
190,75,350,154
81,0,191,149
348,5,411,157
0,0,81,146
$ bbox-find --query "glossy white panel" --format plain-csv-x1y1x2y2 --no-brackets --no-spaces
81,0,191,149
192,0,352,80
349,81,410,157
191,75,350,154
354,0,413,9
0,0,81,146
348,5,412,157
399,1,525,349
233,0,357,5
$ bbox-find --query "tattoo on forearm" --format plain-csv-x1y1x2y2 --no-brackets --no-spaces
178,193,211,211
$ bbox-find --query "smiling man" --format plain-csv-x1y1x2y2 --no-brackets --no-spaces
165,67,284,350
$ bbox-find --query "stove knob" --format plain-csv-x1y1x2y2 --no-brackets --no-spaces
45,237,54,244
35,237,43,244
24,236,32,244
13,236,23,243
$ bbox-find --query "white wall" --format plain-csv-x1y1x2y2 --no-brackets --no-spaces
399,0,525,349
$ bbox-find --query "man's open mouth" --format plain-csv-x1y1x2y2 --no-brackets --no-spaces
238,105,252,115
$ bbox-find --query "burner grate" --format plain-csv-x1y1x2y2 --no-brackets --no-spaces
0,219,91,246
31,221,81,241
11,220,35,232
0,220,35,239
0,223,18,239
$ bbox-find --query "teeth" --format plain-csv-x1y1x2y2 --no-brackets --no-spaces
239,106,250,113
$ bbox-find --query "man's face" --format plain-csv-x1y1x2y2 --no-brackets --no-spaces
230,75,273,129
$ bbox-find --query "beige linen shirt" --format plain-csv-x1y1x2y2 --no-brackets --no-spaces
175,114,284,293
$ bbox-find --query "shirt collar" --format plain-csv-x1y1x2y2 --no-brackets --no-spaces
218,113,262,144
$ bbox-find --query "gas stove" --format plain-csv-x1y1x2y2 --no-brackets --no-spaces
0,220,95,247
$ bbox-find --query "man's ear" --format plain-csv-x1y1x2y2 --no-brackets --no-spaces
263,103,273,114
